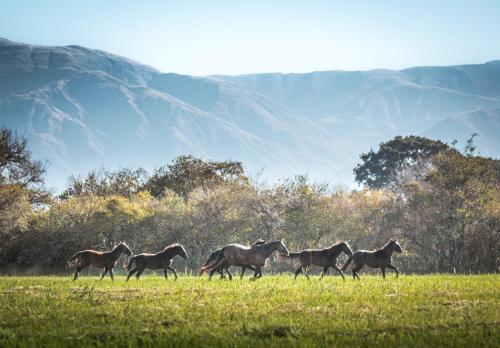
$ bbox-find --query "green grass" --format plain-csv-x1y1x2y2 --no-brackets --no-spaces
0,274,498,347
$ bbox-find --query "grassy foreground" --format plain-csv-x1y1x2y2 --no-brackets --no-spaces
0,274,498,347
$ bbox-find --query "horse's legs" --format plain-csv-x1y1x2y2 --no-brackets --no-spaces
320,266,329,279
108,267,114,281
225,266,233,280
352,264,363,280
332,264,345,280
166,265,178,280
208,268,217,280
387,265,399,278
164,268,168,280
381,267,386,279
240,266,247,279
100,267,109,280
252,266,262,279
73,266,83,281
135,268,144,279
294,266,303,279
126,268,138,281
302,266,310,280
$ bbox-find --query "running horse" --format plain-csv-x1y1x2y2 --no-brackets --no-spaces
200,240,289,279
126,243,188,281
286,241,353,280
200,239,267,280
341,239,403,279
68,241,133,281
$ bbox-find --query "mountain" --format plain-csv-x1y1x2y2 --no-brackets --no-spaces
1,38,499,190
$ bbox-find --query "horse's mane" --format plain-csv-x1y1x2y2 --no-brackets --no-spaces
382,239,396,249
162,243,183,251
327,241,347,249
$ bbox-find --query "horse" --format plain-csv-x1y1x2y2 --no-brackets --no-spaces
286,241,353,280
341,239,403,279
68,241,133,281
125,243,188,281
200,239,266,280
200,240,289,279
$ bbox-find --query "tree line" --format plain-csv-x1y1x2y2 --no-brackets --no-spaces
0,127,498,274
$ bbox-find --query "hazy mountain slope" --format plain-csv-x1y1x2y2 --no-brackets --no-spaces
0,38,340,189
1,38,499,190
423,108,500,157
214,64,500,160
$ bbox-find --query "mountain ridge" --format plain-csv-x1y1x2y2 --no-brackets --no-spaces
1,38,499,190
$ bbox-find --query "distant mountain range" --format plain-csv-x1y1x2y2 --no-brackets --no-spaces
1,38,499,190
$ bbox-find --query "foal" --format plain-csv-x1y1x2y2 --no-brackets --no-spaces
126,243,188,281
342,239,403,279
68,241,133,281
287,241,353,280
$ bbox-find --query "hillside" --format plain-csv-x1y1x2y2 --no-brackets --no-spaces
1,38,499,189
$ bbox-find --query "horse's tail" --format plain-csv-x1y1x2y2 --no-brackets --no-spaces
199,249,222,275
67,251,84,267
125,255,138,271
199,252,226,275
341,255,353,271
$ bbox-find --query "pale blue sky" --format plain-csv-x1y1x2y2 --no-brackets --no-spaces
1,0,499,75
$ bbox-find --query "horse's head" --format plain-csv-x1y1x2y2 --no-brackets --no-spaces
176,244,188,260
120,242,133,256
341,241,353,256
276,240,289,256
390,239,403,253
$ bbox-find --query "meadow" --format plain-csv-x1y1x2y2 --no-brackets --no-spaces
0,274,498,347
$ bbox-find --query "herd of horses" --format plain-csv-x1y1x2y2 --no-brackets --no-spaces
68,239,403,281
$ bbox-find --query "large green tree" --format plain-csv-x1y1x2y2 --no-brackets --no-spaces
354,135,450,189
145,155,247,198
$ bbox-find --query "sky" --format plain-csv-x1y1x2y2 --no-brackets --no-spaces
1,0,499,75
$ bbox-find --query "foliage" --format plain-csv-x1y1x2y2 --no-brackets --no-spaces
144,155,247,198
354,135,450,189
59,168,147,199
0,130,498,274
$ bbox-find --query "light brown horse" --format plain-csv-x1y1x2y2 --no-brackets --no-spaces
126,243,188,281
200,239,266,280
286,241,353,280
68,242,133,281
341,239,403,279
200,240,289,279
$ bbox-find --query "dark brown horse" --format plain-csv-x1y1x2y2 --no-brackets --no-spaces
200,239,266,280
200,240,289,279
342,239,403,279
286,241,353,280
68,241,133,281
126,243,188,281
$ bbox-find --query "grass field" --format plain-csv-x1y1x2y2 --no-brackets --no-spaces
0,274,498,347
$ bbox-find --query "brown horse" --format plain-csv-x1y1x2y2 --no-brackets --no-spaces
200,239,266,280
126,243,188,281
200,240,289,279
286,241,353,280
68,241,133,281
341,239,403,279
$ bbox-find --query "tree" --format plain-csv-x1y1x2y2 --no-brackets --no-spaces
0,127,47,206
354,136,449,189
60,168,147,199
0,127,48,263
145,155,247,198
